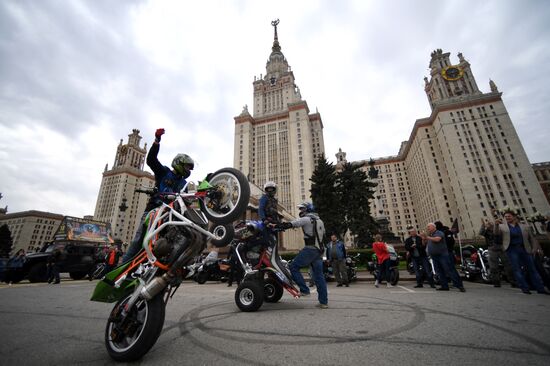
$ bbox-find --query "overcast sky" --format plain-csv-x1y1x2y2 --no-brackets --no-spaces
1,0,549,218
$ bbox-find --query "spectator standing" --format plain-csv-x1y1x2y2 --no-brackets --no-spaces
479,218,516,288
104,244,120,274
47,247,62,284
494,210,548,295
326,234,348,287
421,223,465,292
435,221,462,286
404,228,435,288
372,234,392,288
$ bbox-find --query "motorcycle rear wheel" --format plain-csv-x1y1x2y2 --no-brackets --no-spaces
390,269,399,286
105,293,165,362
196,271,209,284
264,278,284,303
200,168,250,225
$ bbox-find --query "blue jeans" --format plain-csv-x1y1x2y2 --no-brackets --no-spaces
412,256,434,286
432,253,463,289
506,246,545,292
377,259,390,283
290,246,328,305
122,211,148,263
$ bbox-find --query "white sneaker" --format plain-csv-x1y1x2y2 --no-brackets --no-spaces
374,280,379,288
387,283,394,288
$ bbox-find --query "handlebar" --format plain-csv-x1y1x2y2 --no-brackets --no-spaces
135,187,157,195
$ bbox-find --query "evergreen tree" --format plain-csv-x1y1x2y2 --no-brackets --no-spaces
0,224,13,258
336,162,377,247
310,156,346,237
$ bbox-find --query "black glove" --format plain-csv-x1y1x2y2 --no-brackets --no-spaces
275,222,293,230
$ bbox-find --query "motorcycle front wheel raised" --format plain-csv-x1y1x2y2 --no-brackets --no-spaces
200,167,250,225
105,293,166,362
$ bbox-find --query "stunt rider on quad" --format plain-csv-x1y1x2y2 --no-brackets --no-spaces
122,128,195,263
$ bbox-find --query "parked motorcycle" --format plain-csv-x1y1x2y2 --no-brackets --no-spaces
90,168,250,362
367,244,400,286
195,257,231,284
315,253,359,284
232,221,302,312
460,245,490,283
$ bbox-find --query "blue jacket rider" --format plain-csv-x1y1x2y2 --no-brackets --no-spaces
122,128,194,263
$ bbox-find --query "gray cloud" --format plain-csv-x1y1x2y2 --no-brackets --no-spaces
1,0,549,218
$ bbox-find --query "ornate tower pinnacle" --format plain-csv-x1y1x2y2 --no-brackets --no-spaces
271,19,281,53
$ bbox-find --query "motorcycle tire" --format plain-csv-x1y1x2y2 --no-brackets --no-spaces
390,269,399,286
481,269,491,283
199,167,250,225
347,268,357,282
208,223,235,248
105,292,166,362
196,271,209,285
235,280,264,312
264,278,284,303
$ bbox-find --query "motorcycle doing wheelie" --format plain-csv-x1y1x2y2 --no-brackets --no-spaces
90,168,250,362
232,221,302,312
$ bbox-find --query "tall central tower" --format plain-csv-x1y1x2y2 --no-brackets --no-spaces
233,20,325,216
93,129,155,246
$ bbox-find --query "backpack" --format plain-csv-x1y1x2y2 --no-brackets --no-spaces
309,216,326,252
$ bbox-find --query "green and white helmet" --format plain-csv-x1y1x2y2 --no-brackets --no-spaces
171,154,194,178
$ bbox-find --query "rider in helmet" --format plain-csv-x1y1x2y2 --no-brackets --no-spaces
259,181,279,225
122,128,194,263
275,202,328,309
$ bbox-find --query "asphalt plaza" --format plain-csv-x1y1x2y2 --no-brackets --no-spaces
0,277,549,365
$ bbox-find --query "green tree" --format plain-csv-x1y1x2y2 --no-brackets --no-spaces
310,156,346,237
0,224,13,258
336,162,377,247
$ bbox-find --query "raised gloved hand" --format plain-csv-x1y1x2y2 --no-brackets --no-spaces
155,128,165,143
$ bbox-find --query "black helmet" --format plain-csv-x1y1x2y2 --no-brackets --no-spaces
172,154,194,179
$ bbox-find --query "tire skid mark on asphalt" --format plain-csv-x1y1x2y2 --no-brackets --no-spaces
177,301,271,366
168,295,550,358
174,299,425,347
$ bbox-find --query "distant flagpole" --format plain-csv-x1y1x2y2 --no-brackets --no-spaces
451,218,462,265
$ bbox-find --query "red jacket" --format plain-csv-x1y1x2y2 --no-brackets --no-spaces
372,242,390,264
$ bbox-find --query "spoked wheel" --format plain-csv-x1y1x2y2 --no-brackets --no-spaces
264,277,284,303
105,293,165,362
200,168,250,225
235,281,264,312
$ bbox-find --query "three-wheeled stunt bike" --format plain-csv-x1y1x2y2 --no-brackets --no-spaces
232,220,303,312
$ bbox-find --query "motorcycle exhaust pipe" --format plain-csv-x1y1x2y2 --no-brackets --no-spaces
141,272,172,300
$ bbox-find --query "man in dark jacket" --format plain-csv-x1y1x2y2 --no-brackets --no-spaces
122,128,194,263
479,218,515,287
326,234,348,287
404,227,435,288
435,221,462,288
